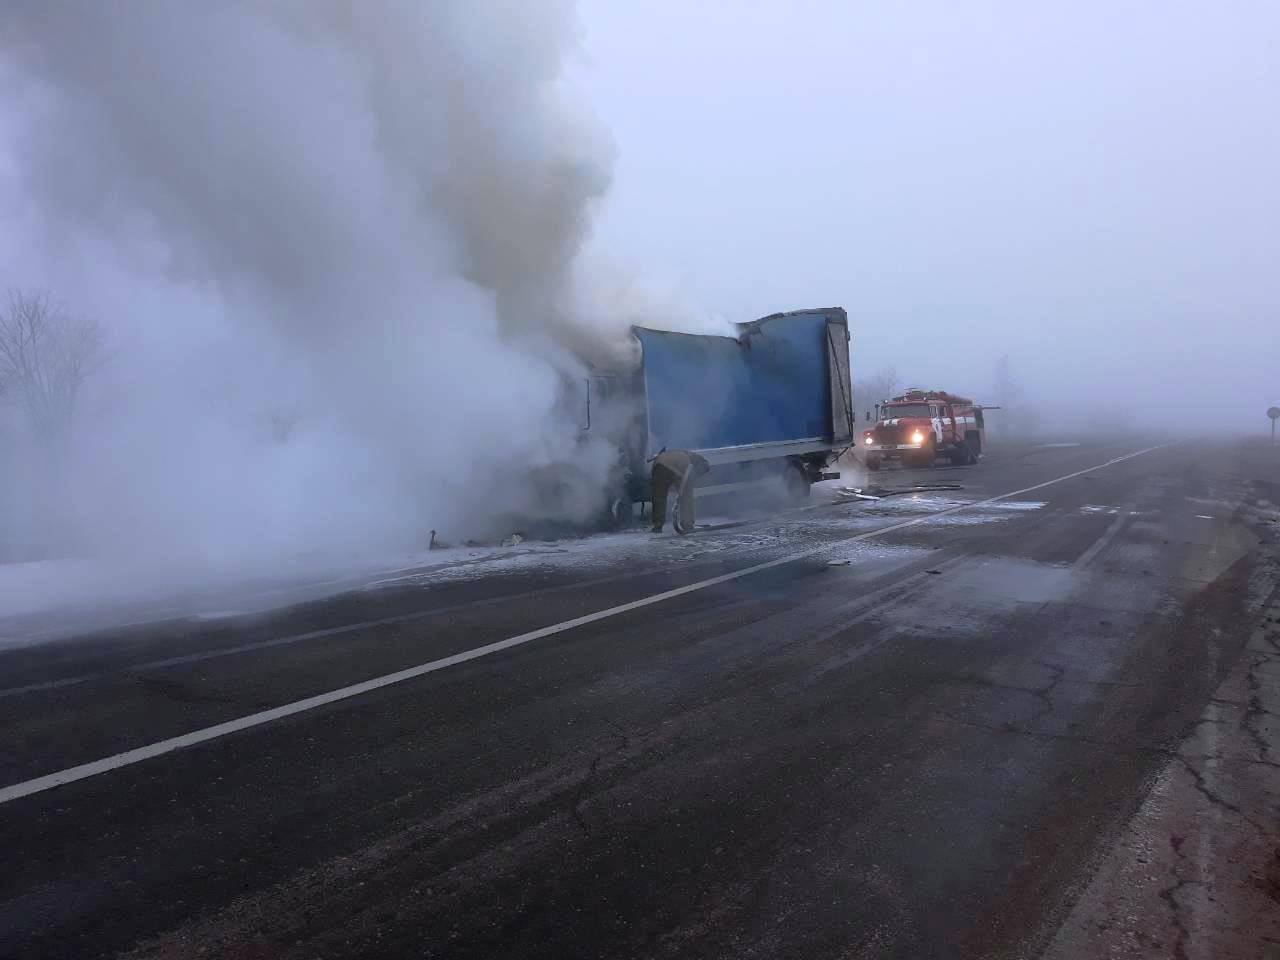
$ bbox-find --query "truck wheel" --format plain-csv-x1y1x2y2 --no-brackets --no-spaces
606,493,634,529
785,463,811,501
949,443,974,466
966,431,982,462
865,455,881,471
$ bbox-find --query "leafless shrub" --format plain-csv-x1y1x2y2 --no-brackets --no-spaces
991,353,1039,436
854,365,900,423
0,290,104,443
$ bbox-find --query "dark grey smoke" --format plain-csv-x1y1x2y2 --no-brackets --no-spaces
0,1,643,576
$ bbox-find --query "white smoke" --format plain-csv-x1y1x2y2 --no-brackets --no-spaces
0,1,651,577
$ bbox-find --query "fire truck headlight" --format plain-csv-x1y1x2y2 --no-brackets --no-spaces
911,431,925,444
863,436,873,446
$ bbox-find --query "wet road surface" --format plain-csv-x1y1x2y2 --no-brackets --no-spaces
2,438,1278,959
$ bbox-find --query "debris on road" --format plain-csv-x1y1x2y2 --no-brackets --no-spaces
692,520,753,532
501,533,525,548
833,487,882,502
833,482,964,503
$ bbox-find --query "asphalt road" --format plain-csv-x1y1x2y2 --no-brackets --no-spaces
2,437,1277,959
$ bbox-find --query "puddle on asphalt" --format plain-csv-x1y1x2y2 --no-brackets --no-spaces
804,515,905,533
913,499,1047,526
1185,495,1236,511
804,498,1045,535
920,512,1026,528
939,556,1076,603
857,496,1045,514
864,495,971,513
821,542,934,566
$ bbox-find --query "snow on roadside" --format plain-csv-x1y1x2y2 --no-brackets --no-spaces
0,490,1045,644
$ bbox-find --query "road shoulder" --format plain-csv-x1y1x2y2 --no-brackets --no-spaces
1041,553,1280,958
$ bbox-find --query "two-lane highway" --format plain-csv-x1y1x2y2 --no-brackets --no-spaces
2,438,1276,959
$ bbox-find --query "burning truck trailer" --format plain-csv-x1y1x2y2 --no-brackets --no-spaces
861,388,994,470
574,307,855,530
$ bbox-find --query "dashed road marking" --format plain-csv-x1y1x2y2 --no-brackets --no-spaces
1073,505,1133,571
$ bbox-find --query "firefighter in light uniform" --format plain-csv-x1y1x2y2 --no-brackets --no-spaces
649,448,711,534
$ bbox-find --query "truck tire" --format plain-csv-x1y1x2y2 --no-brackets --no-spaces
605,493,634,529
949,442,975,466
785,463,811,501
865,454,881,471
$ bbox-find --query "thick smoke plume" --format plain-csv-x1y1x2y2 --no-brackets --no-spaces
0,1,641,576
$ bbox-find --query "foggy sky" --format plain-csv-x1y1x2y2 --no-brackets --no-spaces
576,0,1279,427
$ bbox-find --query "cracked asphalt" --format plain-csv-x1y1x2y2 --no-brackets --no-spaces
2,438,1278,959
1044,536,1280,960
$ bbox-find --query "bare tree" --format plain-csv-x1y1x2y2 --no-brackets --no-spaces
868,365,899,405
990,353,1039,436
0,290,104,443
853,364,900,424
991,354,1022,409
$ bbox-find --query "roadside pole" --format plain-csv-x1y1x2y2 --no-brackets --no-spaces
1269,406,1280,444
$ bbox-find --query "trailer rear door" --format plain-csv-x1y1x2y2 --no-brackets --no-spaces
826,314,853,447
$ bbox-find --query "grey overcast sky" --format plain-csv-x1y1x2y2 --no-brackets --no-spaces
576,1,1279,425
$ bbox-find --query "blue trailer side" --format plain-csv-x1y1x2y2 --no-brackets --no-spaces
628,307,853,503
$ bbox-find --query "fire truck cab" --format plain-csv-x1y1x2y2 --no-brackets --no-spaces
862,389,986,471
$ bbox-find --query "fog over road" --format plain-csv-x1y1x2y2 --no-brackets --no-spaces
3,438,1279,959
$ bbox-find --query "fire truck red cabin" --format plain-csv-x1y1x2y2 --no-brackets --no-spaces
862,389,987,471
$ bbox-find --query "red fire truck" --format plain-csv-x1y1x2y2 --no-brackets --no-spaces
862,389,988,470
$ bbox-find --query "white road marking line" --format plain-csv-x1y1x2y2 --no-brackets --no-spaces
1073,505,1133,571
0,616,435,700
1,566,675,699
1195,515,1214,520
0,444,1168,806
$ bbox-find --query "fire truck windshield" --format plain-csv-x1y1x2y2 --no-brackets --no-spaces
882,403,932,418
